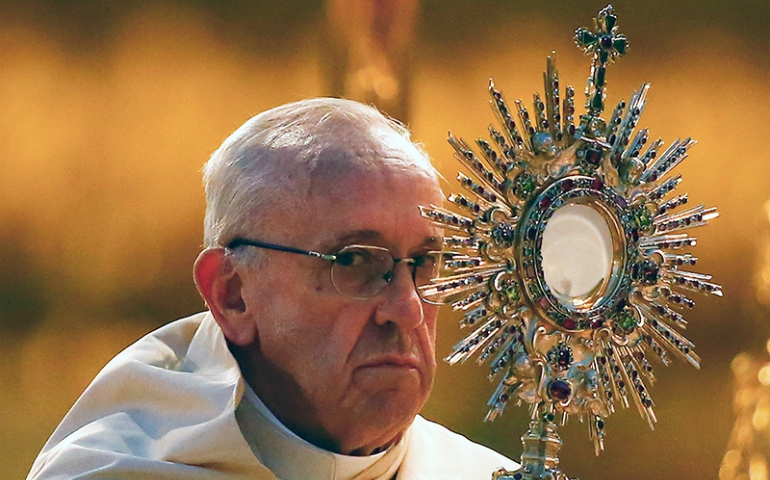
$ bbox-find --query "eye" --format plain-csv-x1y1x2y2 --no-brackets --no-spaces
414,252,441,275
335,248,375,267
414,253,435,267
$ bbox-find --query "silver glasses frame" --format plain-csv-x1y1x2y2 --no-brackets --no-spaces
226,238,443,303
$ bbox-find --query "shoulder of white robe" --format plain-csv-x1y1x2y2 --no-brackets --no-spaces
28,312,276,479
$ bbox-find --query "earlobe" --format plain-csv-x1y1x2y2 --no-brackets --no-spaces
193,248,257,346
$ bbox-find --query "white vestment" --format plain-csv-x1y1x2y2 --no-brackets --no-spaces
28,312,518,479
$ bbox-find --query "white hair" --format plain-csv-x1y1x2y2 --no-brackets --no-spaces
201,97,439,253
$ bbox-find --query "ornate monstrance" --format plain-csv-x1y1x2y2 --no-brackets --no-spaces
419,5,721,479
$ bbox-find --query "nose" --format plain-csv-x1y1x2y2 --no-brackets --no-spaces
373,262,424,329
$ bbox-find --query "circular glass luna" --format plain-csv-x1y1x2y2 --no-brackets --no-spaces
541,203,615,309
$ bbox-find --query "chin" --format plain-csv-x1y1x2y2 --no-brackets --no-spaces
330,387,430,455
363,388,427,428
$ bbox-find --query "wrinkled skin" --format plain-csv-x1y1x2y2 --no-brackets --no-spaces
197,165,443,456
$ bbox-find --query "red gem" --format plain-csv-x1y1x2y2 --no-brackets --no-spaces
549,380,572,401
585,148,602,166
592,178,604,191
526,265,536,278
538,297,549,309
563,318,576,330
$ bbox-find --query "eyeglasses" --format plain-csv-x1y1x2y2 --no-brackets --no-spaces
226,238,443,304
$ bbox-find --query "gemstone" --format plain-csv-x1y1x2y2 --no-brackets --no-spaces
526,264,536,278
563,318,576,330
491,222,515,246
585,148,602,166
504,283,521,303
526,226,537,241
549,380,572,401
513,172,536,199
600,35,613,49
577,29,597,46
594,66,606,87
612,37,628,55
592,178,604,190
634,259,659,285
605,14,617,31
591,93,604,111
633,204,655,233
538,297,549,309
618,310,636,331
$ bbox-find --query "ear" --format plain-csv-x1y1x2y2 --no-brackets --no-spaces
193,248,258,346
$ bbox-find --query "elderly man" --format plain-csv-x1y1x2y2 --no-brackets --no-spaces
28,98,518,479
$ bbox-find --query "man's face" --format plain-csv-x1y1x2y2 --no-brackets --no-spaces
236,164,443,455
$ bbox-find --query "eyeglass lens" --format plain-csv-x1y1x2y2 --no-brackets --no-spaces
330,245,440,301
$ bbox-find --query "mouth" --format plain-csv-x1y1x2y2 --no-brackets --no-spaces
358,355,420,370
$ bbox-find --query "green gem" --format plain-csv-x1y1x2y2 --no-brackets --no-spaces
614,37,627,54
618,311,636,331
591,93,604,112
634,204,655,233
545,413,555,422
504,283,521,304
513,172,535,199
594,67,606,88
576,28,596,47
605,14,617,31
600,50,609,64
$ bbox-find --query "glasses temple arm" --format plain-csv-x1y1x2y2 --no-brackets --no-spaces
226,238,336,261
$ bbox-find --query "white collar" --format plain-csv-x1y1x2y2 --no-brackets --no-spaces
236,383,409,480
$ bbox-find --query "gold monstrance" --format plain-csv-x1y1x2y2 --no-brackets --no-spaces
420,5,721,479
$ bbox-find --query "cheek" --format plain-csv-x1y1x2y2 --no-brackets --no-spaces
262,296,373,373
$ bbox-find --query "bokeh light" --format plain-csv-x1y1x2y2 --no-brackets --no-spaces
1,1,769,479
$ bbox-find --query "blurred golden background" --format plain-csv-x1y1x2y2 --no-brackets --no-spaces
0,1,768,478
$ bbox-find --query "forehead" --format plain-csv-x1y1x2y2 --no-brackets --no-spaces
271,165,442,250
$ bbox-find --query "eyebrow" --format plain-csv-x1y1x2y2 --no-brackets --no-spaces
332,230,384,247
